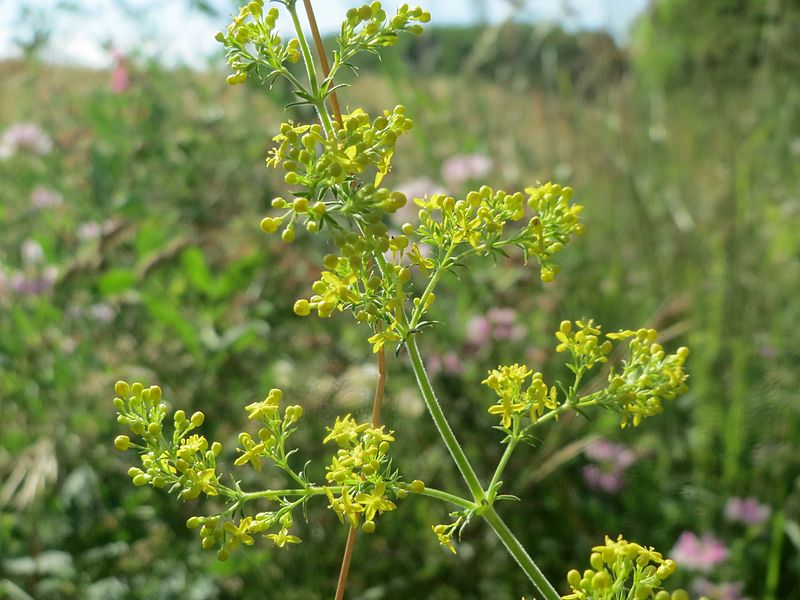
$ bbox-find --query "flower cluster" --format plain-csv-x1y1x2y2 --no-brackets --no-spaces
322,415,402,532
480,321,690,440
336,3,430,63
216,1,301,86
482,364,558,429
415,182,583,282
234,387,304,473
431,515,464,555
563,535,694,600
601,329,690,428
113,381,223,500
265,106,413,200
114,381,312,559
556,319,614,372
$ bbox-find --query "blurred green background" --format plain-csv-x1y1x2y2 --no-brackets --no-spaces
1,1,799,599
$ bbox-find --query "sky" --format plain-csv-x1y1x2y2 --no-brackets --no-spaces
0,0,650,68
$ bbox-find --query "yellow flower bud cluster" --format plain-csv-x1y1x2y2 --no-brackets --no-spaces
323,415,400,532
603,330,690,428
235,387,304,472
340,2,431,61
431,517,463,555
292,234,411,353
113,381,222,500
414,182,583,283
217,1,300,86
266,107,412,199
563,535,692,600
482,364,558,429
524,182,583,281
555,319,614,371
189,504,302,560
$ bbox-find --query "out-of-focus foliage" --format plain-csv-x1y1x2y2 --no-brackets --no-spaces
1,1,799,598
631,0,800,87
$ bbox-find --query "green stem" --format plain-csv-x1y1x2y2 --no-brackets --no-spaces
406,335,561,598
406,334,485,501
764,509,785,600
489,436,520,495
287,2,336,136
483,506,561,600
409,243,455,328
240,486,323,502
414,486,476,510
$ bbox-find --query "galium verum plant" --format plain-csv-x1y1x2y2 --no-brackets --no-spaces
113,1,695,598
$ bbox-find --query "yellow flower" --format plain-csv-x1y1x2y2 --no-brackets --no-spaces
266,527,301,548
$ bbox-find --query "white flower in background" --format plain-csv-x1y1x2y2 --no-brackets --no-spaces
30,186,64,209
0,123,53,159
21,240,45,267
77,221,102,240
440,153,491,189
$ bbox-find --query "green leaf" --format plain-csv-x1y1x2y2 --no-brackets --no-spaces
98,269,137,295
181,246,215,295
143,293,201,357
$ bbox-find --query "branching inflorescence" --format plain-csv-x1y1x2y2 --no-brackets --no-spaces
113,1,698,598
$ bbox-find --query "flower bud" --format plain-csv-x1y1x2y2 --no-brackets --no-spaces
191,411,205,427
362,520,376,533
260,217,280,233
410,480,425,493
114,381,130,397
293,299,311,316
114,435,131,451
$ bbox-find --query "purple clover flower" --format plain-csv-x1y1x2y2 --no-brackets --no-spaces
466,307,524,346
581,438,637,493
671,532,729,573
582,465,625,493
691,578,749,600
724,497,771,527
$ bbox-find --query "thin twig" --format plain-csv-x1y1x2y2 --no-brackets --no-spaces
334,526,358,600
302,0,344,128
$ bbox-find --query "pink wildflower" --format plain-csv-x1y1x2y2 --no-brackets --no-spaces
671,532,729,573
582,465,625,493
581,438,637,493
691,578,749,600
109,50,131,93
0,123,53,158
441,153,491,189
30,186,63,208
724,497,770,527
